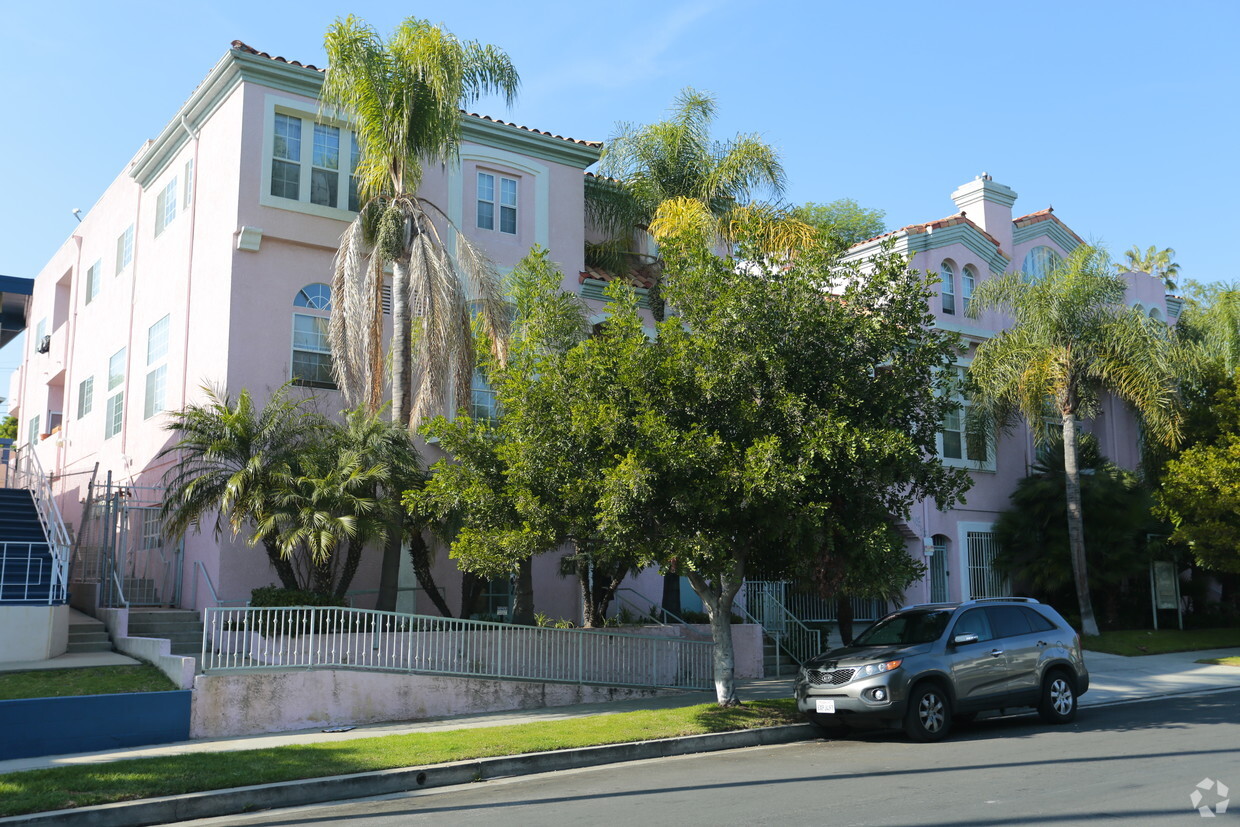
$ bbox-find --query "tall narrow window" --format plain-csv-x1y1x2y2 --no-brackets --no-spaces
85,259,102,305
115,225,134,274
183,159,194,209
476,172,495,230
271,113,302,200
144,315,170,419
962,265,976,315
105,348,125,439
499,177,517,234
348,133,361,212
77,376,94,419
940,262,956,314
310,123,340,207
28,415,40,446
291,284,335,389
939,365,990,466
155,178,177,236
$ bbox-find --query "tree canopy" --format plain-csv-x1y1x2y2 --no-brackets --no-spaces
791,198,887,252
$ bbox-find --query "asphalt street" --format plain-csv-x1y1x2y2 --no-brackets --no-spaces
171,687,1240,826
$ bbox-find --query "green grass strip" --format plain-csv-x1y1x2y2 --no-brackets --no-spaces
1083,628,1240,657
0,698,801,817
0,666,178,701
1196,656,1240,667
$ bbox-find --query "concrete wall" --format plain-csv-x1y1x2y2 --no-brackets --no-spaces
0,690,191,759
98,607,196,689
0,604,67,663
192,670,682,738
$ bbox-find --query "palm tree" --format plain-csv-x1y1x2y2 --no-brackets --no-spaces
320,16,518,611
966,245,1183,636
160,385,324,590
1117,244,1180,292
593,87,814,322
320,15,517,426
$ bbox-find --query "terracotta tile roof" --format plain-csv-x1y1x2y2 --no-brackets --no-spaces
853,212,1004,252
230,41,602,148
579,266,656,290
1012,207,1086,246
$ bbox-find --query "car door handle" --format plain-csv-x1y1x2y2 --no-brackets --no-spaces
989,649,1004,658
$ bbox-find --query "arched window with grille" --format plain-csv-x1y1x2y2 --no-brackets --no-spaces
292,283,336,389
962,265,976,315
1021,246,1061,282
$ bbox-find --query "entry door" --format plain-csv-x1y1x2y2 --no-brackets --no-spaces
930,537,949,603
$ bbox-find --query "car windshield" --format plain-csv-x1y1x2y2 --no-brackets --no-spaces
852,610,952,646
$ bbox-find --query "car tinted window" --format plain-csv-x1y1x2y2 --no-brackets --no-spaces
951,608,994,642
852,610,952,646
1020,606,1058,633
986,605,1034,638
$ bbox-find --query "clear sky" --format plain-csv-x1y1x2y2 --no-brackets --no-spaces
1,0,1236,408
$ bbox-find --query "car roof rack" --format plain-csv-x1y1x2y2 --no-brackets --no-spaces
961,597,1040,605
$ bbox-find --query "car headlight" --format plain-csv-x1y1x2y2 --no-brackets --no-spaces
856,659,902,678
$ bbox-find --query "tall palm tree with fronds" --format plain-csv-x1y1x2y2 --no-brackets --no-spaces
966,245,1183,635
321,15,518,426
1117,244,1180,291
593,88,814,321
160,385,325,590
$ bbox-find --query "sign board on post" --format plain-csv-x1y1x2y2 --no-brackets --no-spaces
1153,561,1178,610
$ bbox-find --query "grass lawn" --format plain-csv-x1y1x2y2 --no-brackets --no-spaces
0,699,802,817
1196,656,1240,667
0,665,177,701
1083,628,1240,656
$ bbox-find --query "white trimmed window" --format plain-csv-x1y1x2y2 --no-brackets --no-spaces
105,347,125,439
291,284,335,389
962,265,976,315
115,225,134,274
939,365,993,469
155,178,177,236
940,261,956,315
470,370,499,421
477,172,517,234
77,376,94,419
144,315,170,419
84,259,102,305
28,415,39,446
269,112,361,212
183,160,194,209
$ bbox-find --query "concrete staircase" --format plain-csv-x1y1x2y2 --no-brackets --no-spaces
0,488,55,604
127,609,204,657
763,635,800,677
66,613,114,653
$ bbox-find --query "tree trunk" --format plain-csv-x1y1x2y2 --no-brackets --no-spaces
459,571,487,619
577,552,627,628
836,594,855,646
262,537,301,590
1063,412,1100,636
406,529,453,617
686,569,743,707
511,557,535,625
334,537,365,598
375,521,403,612
391,257,413,428
661,571,682,619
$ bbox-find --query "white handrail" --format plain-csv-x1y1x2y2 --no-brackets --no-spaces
2,447,72,604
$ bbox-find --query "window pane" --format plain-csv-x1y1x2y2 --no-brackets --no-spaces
183,159,194,208
942,291,955,314
108,348,126,390
271,159,300,200
313,124,340,170
294,284,332,310
163,180,177,227
77,376,93,419
942,431,962,460
105,392,123,439
147,316,170,365
274,114,301,161
293,314,329,351
500,177,517,207
500,205,516,234
477,172,494,201
310,168,338,207
477,199,494,230
144,365,167,419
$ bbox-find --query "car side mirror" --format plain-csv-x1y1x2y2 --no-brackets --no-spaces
952,633,980,646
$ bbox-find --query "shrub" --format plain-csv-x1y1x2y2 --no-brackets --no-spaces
249,586,347,608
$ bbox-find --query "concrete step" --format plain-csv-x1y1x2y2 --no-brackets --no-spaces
69,629,111,644
66,640,115,653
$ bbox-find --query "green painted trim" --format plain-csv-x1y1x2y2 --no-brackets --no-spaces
1012,220,1081,255
134,47,601,188
902,224,1010,275
580,278,649,308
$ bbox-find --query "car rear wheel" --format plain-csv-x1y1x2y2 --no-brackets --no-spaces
904,683,952,742
1038,671,1077,724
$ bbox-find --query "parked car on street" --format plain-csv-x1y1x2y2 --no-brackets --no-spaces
794,598,1088,741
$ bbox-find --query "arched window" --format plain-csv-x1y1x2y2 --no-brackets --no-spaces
1148,306,1165,322
940,261,956,314
292,284,335,389
1021,246,1061,282
962,265,976,315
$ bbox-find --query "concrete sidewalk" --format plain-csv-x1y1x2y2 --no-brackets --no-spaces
2,649,1238,777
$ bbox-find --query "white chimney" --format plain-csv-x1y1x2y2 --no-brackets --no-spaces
950,173,1017,255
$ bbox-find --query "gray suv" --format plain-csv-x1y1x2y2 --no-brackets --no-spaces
794,598,1088,741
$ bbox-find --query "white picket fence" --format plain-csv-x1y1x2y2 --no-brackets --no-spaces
201,606,715,691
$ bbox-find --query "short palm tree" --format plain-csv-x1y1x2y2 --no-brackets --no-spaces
1117,244,1180,292
966,245,1183,636
160,385,324,590
593,87,814,321
320,15,518,427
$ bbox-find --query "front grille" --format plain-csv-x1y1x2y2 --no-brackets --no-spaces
808,668,854,686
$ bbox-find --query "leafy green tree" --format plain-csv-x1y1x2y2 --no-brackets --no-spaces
966,245,1183,636
791,198,887,252
0,415,16,441
319,15,518,610
994,435,1160,627
160,385,325,590
1117,244,1180,291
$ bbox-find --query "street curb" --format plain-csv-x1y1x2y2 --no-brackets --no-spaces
0,724,819,827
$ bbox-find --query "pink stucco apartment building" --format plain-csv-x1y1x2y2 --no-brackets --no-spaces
9,41,1173,628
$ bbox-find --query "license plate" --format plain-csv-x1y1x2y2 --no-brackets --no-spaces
816,699,836,714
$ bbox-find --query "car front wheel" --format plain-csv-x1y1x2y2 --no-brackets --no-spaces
1038,671,1078,724
904,683,952,742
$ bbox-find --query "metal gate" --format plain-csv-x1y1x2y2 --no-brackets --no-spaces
930,535,949,603
966,531,1008,600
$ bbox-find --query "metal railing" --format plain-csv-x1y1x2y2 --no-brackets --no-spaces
744,581,887,623
0,447,71,604
201,606,714,691
0,542,58,603
740,582,822,666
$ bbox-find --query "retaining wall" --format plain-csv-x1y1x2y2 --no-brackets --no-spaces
0,690,191,759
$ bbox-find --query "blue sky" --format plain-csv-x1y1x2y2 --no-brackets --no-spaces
1,1,1236,405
